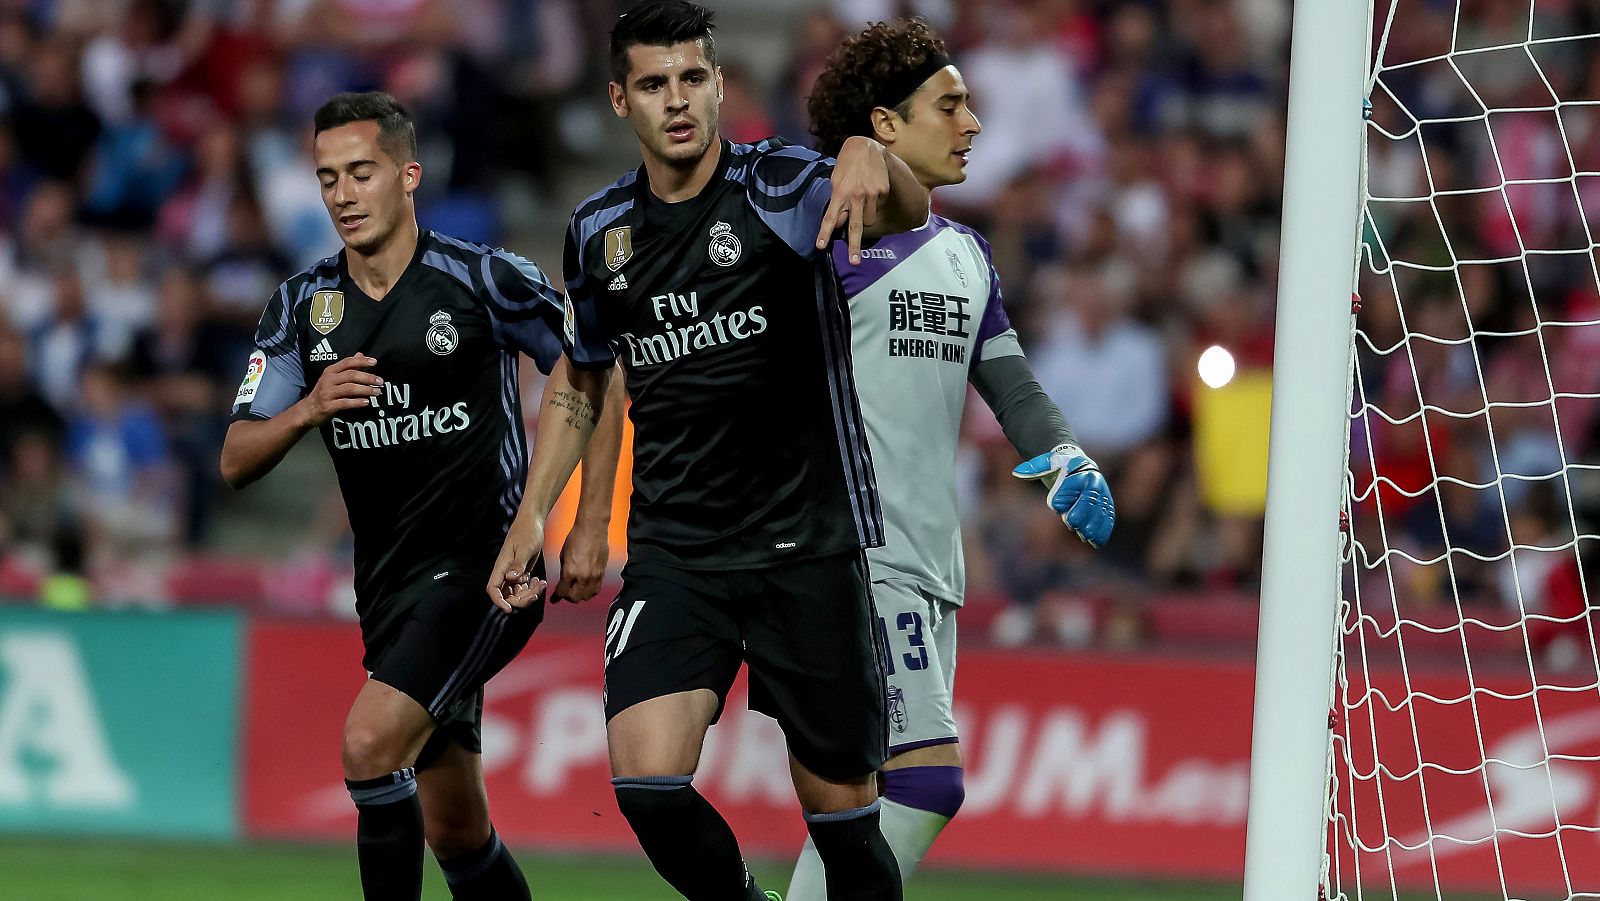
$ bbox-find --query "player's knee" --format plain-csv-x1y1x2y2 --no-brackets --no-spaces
425,812,491,861
882,765,965,819
612,775,696,829
342,725,409,779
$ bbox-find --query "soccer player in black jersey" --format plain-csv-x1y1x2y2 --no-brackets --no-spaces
220,92,624,901
486,3,929,900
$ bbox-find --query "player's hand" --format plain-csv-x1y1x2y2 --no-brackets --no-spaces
1012,444,1116,548
303,354,382,426
818,135,891,265
552,519,608,603
487,515,547,612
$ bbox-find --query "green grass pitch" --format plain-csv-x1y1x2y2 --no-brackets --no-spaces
0,839,1248,900
1,839,1499,900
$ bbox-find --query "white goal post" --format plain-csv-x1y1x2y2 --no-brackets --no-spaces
1244,0,1367,896
1249,0,1600,898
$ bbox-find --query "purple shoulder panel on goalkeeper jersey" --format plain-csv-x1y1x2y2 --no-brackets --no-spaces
832,214,1013,349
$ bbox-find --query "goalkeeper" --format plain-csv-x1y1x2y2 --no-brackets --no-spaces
792,17,1115,896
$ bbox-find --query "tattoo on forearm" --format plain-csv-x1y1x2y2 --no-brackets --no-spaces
549,389,598,429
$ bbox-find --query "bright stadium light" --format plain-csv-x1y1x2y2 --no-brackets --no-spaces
1197,344,1236,389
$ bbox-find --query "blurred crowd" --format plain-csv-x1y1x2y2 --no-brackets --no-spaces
1350,0,1600,663
0,0,1592,653
0,0,609,603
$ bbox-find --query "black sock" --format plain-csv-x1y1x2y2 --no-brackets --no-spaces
613,776,766,901
437,826,531,900
346,768,425,901
806,800,902,901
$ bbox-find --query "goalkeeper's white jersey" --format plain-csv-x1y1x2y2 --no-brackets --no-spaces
833,213,1023,606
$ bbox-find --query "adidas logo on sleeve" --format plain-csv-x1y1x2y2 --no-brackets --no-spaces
309,338,338,362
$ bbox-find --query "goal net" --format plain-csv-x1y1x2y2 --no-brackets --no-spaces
1333,0,1600,897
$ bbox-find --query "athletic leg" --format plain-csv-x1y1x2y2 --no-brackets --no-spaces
746,554,901,901
789,757,901,901
602,566,766,901
351,564,542,901
342,679,436,901
788,588,963,899
416,735,530,900
610,690,766,901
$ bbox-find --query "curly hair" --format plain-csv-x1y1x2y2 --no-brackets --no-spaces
807,19,949,158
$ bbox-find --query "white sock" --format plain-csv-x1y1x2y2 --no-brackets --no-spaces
786,798,951,900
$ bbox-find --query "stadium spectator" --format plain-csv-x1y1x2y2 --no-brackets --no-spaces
83,231,157,359
0,323,61,472
128,264,233,546
31,264,113,412
62,360,179,577
11,35,102,182
934,2,1100,213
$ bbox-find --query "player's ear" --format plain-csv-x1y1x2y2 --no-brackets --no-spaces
715,65,724,103
402,161,422,195
609,81,629,119
870,106,900,146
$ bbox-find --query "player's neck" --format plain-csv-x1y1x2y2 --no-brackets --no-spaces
643,137,723,204
345,218,420,301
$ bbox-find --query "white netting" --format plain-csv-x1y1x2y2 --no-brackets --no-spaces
1332,1,1600,899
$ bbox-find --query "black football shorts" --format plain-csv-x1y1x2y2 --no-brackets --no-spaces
602,551,888,780
364,558,545,770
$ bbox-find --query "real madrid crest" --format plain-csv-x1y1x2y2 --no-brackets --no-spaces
311,290,345,335
708,221,741,268
426,309,459,356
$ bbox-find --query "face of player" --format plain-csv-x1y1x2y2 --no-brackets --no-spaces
879,66,982,191
313,121,422,257
610,40,723,169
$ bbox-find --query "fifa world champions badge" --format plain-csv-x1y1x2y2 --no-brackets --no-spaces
604,225,633,272
311,290,345,335
426,309,459,356
708,221,741,267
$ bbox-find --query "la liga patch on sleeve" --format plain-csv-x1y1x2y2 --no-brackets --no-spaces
235,349,266,406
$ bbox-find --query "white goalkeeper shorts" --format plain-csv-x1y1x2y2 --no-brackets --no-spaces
872,578,960,755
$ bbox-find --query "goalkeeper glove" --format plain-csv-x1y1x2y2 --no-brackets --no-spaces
1012,444,1116,548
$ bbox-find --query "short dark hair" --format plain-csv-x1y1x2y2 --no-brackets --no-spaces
808,19,948,157
609,0,717,85
313,91,417,163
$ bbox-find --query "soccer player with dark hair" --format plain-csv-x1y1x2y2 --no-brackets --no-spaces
220,91,624,901
485,1,930,899
789,19,1117,897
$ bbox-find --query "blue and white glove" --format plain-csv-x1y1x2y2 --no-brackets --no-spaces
1012,444,1116,548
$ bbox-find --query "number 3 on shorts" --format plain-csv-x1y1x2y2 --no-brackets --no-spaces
605,599,647,666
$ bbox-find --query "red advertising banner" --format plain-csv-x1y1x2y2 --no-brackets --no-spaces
241,618,1600,892
1331,657,1600,896
242,620,1255,876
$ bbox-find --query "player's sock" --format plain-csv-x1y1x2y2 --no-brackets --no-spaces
804,799,902,900
346,767,425,901
878,765,964,872
613,775,767,901
786,766,965,900
437,826,531,900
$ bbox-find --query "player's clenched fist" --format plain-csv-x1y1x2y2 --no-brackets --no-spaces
487,515,547,613
303,354,383,426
